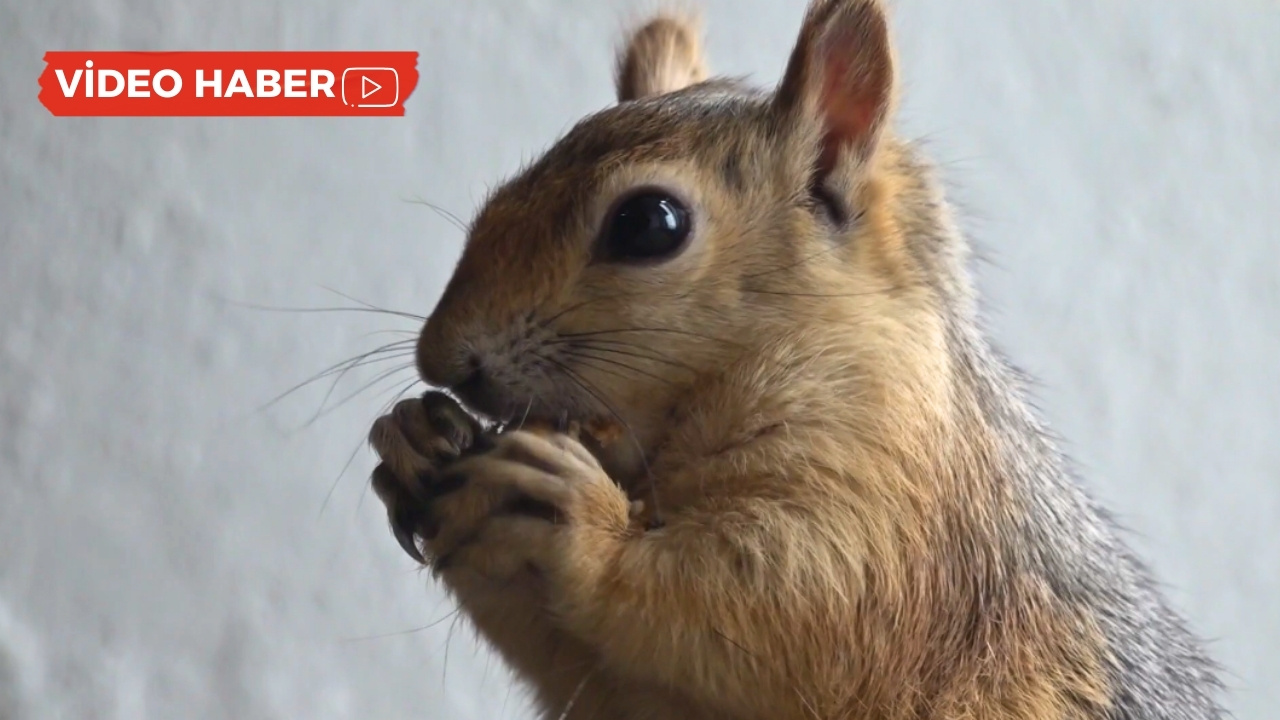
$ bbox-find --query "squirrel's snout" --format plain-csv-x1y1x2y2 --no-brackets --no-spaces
415,316,507,419
414,316,466,388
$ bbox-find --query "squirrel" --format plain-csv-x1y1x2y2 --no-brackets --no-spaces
366,1,1225,718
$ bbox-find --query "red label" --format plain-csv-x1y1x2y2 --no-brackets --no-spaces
38,51,420,116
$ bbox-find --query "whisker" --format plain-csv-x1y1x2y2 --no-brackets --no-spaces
294,363,418,430
535,291,643,330
279,304,422,321
537,295,605,330
555,354,636,385
258,340,418,413
231,300,426,323
740,285,906,298
554,339,699,373
357,329,419,340
321,285,397,309
534,285,708,335
545,357,663,525
384,378,425,416
338,606,465,643
403,196,470,233
320,373,425,520
556,327,741,348
516,397,534,431
531,239,903,340
347,376,423,517
561,350,679,387
556,665,600,720
319,433,369,518
544,357,620,426
302,351,417,427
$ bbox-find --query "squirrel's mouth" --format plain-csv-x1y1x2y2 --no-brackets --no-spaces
444,367,632,471
450,370,545,428
447,365,600,432
448,366,504,422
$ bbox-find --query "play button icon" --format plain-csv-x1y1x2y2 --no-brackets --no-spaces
340,67,400,108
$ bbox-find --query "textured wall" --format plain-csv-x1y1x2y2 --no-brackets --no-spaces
2,1,1276,718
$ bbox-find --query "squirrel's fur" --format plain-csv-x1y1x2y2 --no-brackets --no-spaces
368,2,1224,718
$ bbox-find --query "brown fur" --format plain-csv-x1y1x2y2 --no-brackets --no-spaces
615,13,708,102
370,2,1123,718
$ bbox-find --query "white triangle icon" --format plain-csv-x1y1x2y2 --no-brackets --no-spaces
361,75,382,100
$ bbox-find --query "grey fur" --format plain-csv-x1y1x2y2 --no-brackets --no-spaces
900,144,1226,719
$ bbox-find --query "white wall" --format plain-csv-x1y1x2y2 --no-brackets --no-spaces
2,1,1276,718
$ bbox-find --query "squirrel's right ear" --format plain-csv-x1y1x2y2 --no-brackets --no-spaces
615,14,708,102
772,0,897,177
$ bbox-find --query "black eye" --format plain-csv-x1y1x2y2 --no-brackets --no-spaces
599,191,692,263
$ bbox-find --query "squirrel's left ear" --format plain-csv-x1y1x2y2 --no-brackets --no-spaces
773,0,897,178
615,14,708,102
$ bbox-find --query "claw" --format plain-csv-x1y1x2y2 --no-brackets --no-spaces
392,523,425,564
390,505,426,564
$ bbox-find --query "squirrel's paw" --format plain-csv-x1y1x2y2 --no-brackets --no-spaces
430,427,632,581
368,390,492,564
368,393,629,579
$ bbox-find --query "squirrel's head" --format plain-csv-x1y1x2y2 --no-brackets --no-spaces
418,0,960,473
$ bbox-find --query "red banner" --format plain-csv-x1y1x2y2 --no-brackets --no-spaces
38,51,419,117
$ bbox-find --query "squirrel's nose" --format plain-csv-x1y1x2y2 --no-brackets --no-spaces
415,316,470,388
418,335,506,418
459,354,483,386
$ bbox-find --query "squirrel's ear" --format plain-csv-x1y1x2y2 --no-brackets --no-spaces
773,0,896,176
615,14,708,102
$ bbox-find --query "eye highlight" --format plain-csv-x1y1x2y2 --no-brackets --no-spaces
596,190,692,264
